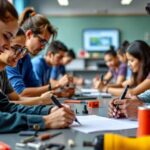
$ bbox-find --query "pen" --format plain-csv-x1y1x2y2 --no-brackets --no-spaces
115,85,129,110
64,100,87,104
51,95,81,125
100,74,104,81
120,85,129,100
38,132,62,141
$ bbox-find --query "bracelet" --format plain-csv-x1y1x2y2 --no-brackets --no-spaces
48,81,51,91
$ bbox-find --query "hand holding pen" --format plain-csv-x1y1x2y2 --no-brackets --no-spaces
51,95,81,125
108,85,129,118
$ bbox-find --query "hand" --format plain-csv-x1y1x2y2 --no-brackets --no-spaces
40,91,52,105
53,87,75,98
43,106,75,129
93,79,106,92
58,74,73,87
108,96,144,119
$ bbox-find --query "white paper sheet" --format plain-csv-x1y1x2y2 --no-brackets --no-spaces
71,115,138,133
80,88,99,93
80,88,112,98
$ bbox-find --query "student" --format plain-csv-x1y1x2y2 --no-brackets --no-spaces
6,7,70,97
0,28,53,106
51,49,76,80
0,0,75,133
32,40,68,86
98,40,150,96
93,47,127,88
117,41,131,80
51,49,84,85
32,40,74,98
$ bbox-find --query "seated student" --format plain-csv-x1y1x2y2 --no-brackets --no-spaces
96,40,150,96
93,47,127,88
117,41,131,80
51,49,84,85
32,40,74,97
6,8,72,97
0,28,53,106
0,0,75,133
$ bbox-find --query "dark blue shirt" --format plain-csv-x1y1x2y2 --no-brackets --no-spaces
6,54,40,94
32,56,53,85
51,65,66,80
0,91,52,133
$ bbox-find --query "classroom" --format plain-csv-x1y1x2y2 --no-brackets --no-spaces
0,0,150,149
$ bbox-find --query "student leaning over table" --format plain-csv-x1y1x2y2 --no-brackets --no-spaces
0,28,53,106
96,40,150,97
6,7,73,98
0,0,75,133
108,89,150,119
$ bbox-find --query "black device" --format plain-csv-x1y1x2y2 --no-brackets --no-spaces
83,134,104,150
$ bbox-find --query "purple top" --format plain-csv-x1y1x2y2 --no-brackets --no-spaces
109,63,127,81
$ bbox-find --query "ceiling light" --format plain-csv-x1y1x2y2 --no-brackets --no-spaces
57,0,69,6
121,0,133,5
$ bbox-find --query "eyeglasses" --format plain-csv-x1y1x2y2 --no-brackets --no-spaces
28,15,48,47
34,34,48,47
11,45,28,56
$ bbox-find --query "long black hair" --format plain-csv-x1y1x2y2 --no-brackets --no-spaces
127,40,150,85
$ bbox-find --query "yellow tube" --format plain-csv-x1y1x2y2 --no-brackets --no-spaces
104,133,150,150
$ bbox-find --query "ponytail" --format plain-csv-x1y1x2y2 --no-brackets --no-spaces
19,7,57,39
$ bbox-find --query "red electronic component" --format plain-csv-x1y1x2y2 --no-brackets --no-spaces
0,141,11,150
87,100,99,108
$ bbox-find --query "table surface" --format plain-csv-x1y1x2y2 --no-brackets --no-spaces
0,98,137,150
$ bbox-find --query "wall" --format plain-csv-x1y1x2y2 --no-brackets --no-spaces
48,15,150,53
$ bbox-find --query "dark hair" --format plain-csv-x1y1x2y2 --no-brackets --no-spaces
19,7,57,39
127,40,150,85
47,40,68,54
0,0,18,22
16,28,25,36
67,49,76,59
145,3,150,15
105,49,117,57
118,40,130,55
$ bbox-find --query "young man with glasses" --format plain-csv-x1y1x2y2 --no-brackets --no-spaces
6,7,73,97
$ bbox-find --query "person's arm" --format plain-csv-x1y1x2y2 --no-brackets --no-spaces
0,92,76,133
20,85,49,97
0,92,52,115
116,75,126,85
103,71,112,82
129,79,150,96
8,91,52,106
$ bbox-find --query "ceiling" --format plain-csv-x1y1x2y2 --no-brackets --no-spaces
28,0,150,16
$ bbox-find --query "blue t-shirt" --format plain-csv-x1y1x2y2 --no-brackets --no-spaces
51,65,66,80
6,54,40,94
32,56,53,85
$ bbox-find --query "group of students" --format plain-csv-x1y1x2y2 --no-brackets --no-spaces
1,0,150,134
93,39,150,119
0,0,77,132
